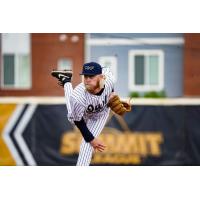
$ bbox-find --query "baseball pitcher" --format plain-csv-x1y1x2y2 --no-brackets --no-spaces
51,62,131,166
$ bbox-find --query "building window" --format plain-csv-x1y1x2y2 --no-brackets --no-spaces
128,50,164,92
1,33,31,89
57,58,73,71
98,56,117,82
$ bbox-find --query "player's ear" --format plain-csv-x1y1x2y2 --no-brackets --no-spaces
81,75,84,83
99,74,105,89
98,74,103,79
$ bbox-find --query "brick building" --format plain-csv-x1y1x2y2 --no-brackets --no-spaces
1,33,200,97
0,33,84,96
184,33,200,96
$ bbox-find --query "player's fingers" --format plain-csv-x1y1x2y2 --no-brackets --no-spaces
96,147,103,152
97,145,106,151
93,144,106,152
97,147,105,152
98,143,106,148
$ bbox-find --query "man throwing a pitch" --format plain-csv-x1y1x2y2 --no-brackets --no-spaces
51,62,131,166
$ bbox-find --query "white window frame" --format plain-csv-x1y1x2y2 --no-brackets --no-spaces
128,49,164,92
57,58,73,71
1,54,32,89
98,56,117,82
1,33,32,90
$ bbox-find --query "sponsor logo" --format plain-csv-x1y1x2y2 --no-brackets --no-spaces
85,66,94,70
60,113,163,165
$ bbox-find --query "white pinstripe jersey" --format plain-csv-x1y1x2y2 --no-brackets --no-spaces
68,70,114,123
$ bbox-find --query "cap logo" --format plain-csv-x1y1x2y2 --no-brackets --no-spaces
85,66,94,70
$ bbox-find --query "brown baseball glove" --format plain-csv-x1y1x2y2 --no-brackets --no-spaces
108,95,131,116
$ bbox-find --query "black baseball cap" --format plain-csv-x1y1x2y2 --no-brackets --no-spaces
80,62,102,75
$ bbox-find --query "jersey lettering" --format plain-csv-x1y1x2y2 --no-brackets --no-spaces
86,95,108,114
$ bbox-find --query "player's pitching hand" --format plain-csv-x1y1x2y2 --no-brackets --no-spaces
90,138,106,152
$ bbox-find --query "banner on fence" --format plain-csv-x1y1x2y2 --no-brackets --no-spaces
1,104,199,165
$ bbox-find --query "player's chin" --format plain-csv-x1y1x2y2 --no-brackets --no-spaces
85,85,94,92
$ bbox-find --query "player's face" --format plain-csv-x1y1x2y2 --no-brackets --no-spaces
84,74,103,92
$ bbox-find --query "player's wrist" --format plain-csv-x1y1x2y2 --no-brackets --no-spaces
89,137,96,144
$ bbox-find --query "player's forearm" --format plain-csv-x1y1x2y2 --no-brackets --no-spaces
74,118,94,142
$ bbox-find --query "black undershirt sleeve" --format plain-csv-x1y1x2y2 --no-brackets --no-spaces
74,118,94,143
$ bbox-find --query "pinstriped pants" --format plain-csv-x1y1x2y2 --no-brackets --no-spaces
64,83,109,166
